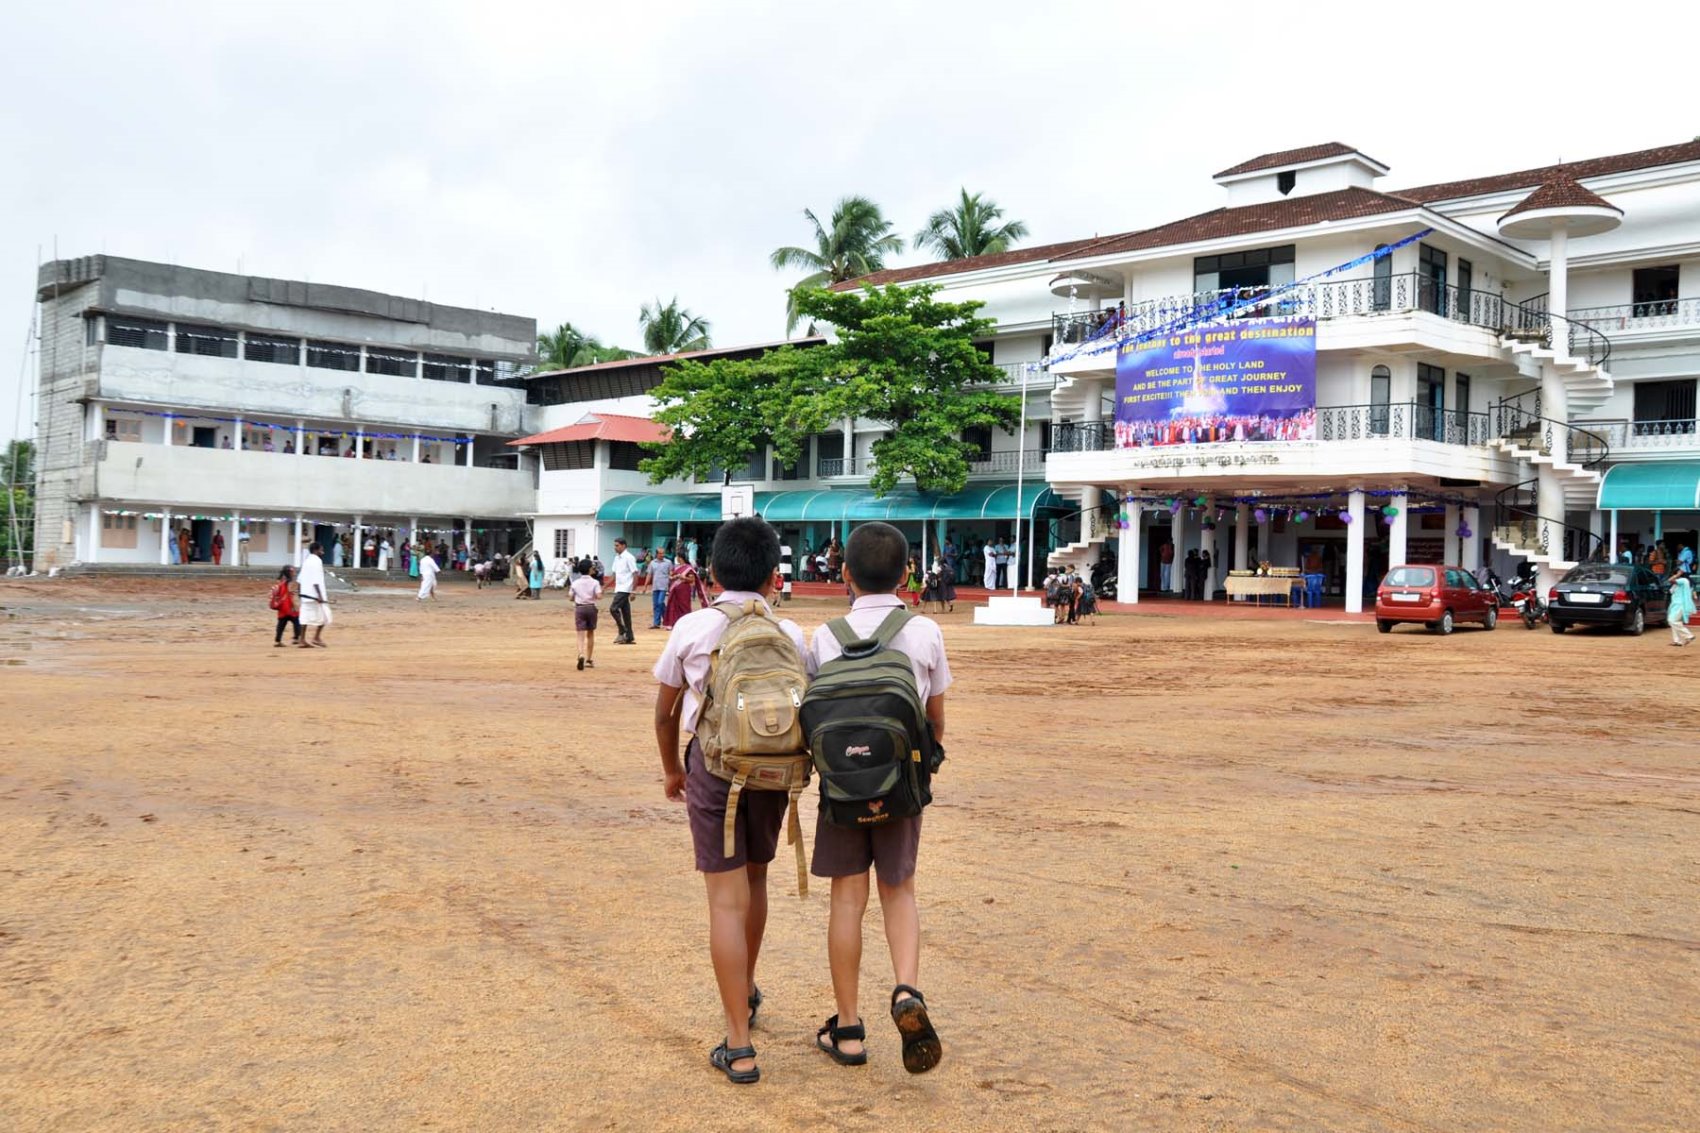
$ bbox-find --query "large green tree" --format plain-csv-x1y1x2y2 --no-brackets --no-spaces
641,284,1019,496
535,323,638,371
2,439,33,566
638,297,712,355
769,196,903,332
913,188,1029,261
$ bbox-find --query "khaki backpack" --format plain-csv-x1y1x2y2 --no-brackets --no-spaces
696,600,813,896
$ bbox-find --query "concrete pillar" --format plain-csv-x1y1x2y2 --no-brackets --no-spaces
1654,511,1663,541
234,416,243,451
1462,506,1481,572
1345,490,1366,613
1548,223,1569,356
230,512,241,567
464,437,474,467
297,420,307,458
1388,493,1409,566
842,418,855,474
1170,505,1187,595
87,403,105,442
355,429,364,461
353,517,363,570
160,508,173,565
411,434,421,463
1443,504,1460,566
162,414,174,447
86,505,100,564
1234,504,1250,570
1609,509,1619,559
1202,517,1217,602
1117,503,1141,604
1081,380,1104,424
1258,511,1272,568
294,513,304,566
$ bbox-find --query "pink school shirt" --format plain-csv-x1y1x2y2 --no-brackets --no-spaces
652,591,810,734
811,593,953,702
570,575,601,604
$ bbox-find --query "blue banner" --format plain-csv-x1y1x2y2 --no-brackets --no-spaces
1113,318,1317,447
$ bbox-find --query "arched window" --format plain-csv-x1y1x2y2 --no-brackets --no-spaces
1372,245,1392,311
1370,365,1391,436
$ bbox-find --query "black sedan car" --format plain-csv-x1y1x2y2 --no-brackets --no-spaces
1548,563,1669,635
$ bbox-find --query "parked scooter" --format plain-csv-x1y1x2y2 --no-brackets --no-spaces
1488,566,1545,628
1091,560,1116,602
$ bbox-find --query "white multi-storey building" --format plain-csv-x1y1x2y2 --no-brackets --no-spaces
32,257,537,571
841,139,1700,609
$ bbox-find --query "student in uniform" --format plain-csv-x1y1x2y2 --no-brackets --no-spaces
652,517,812,1085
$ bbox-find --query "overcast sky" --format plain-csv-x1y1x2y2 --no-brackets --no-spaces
4,1,1696,442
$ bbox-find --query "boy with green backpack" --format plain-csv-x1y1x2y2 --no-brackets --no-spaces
652,517,813,1086
800,521,950,1074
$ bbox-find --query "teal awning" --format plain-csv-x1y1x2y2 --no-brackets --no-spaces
595,493,727,523
595,485,1067,525
1597,462,1700,511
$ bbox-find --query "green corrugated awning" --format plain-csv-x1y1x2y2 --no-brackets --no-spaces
1597,462,1700,511
595,485,1067,524
595,493,726,523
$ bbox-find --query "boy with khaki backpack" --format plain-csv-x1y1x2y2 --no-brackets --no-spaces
652,517,813,1085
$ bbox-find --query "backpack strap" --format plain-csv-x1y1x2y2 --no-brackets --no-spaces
827,607,912,659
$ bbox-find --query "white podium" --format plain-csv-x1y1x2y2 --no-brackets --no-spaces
972,595,1053,627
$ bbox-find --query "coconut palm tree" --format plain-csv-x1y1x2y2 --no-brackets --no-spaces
535,323,637,371
638,298,712,355
913,188,1030,261
770,196,904,331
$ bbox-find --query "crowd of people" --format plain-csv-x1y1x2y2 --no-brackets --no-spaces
1114,409,1317,448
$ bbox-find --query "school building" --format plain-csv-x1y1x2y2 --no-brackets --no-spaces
839,139,1700,609
31,256,537,571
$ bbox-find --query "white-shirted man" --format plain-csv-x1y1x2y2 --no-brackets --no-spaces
981,539,996,590
609,537,638,644
417,547,440,601
297,541,333,647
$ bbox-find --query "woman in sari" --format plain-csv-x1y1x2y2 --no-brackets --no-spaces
663,551,710,627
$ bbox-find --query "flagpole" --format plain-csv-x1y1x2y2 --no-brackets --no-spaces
1012,363,1029,597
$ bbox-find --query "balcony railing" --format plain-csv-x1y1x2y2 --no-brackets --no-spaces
1051,273,1611,368
990,360,1049,386
1566,298,1700,331
1050,421,1111,453
1571,418,1699,451
965,448,1044,475
1317,402,1493,446
816,457,863,478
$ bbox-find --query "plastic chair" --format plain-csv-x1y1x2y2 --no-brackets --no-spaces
1304,573,1325,608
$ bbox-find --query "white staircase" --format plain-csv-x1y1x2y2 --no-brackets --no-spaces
1487,434,1601,511
1046,484,1109,571
1502,338,1614,415
1491,517,1577,573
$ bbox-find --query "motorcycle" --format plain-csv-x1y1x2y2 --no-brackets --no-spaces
1490,570,1545,629
1090,561,1116,602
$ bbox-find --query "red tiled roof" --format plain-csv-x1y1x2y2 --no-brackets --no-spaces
1214,142,1385,178
828,237,1107,291
1399,140,1700,203
509,412,670,447
526,337,824,379
1500,174,1624,221
1054,188,1418,260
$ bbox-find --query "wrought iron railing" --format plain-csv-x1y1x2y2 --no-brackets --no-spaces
1048,421,1112,453
966,448,1044,475
1317,402,1492,446
1049,274,1612,370
1568,298,1700,330
1492,478,1605,564
1572,418,1700,450
1490,403,1610,468
988,360,1049,386
816,457,863,477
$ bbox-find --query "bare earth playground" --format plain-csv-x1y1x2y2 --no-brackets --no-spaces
1,577,1695,1131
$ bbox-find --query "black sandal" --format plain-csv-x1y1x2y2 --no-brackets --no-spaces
748,984,762,1027
890,984,942,1074
709,1040,760,1085
815,1014,868,1066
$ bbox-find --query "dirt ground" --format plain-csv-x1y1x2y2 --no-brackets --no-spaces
1,576,1696,1132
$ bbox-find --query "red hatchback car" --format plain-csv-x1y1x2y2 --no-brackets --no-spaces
1375,564,1499,634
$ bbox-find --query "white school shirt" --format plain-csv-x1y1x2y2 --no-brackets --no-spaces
811,594,953,704
570,575,602,604
611,550,638,594
653,591,810,734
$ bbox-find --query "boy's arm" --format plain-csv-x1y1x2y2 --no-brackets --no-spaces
925,694,945,745
654,684,686,801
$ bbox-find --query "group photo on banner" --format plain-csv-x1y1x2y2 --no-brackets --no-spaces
1113,318,1318,448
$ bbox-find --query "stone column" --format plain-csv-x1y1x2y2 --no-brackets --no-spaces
234,416,243,451
162,414,174,447
842,418,854,474
86,505,100,565
1234,504,1250,571
353,517,363,570
294,513,304,566
1461,506,1481,572
355,429,364,461
1345,490,1366,614
1388,493,1409,566
411,434,421,463
1608,509,1619,560
160,508,173,565
1117,502,1141,604
297,420,307,458
1443,504,1460,566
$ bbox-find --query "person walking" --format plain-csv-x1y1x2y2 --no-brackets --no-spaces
417,546,440,601
297,542,333,647
237,526,251,567
570,558,603,670
270,565,304,648
664,551,709,627
1159,539,1175,591
648,546,672,628
211,530,225,565
609,537,638,644
528,551,545,599
1668,566,1695,647
1183,549,1202,600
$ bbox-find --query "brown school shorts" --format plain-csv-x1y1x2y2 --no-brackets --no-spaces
684,738,788,873
574,604,599,631
810,806,921,887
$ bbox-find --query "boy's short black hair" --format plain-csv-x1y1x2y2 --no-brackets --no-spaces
845,522,907,593
709,517,781,592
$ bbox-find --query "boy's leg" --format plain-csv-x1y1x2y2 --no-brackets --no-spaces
744,861,769,984
703,868,757,1073
827,874,870,1056
876,875,921,992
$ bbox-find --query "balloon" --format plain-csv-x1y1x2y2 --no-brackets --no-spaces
1383,505,1400,518
1193,496,1207,507
1340,510,1354,524
1253,508,1268,524
1295,510,1310,523
1457,523,1472,539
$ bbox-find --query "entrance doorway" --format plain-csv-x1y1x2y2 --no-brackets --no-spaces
190,518,213,563
192,426,217,449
